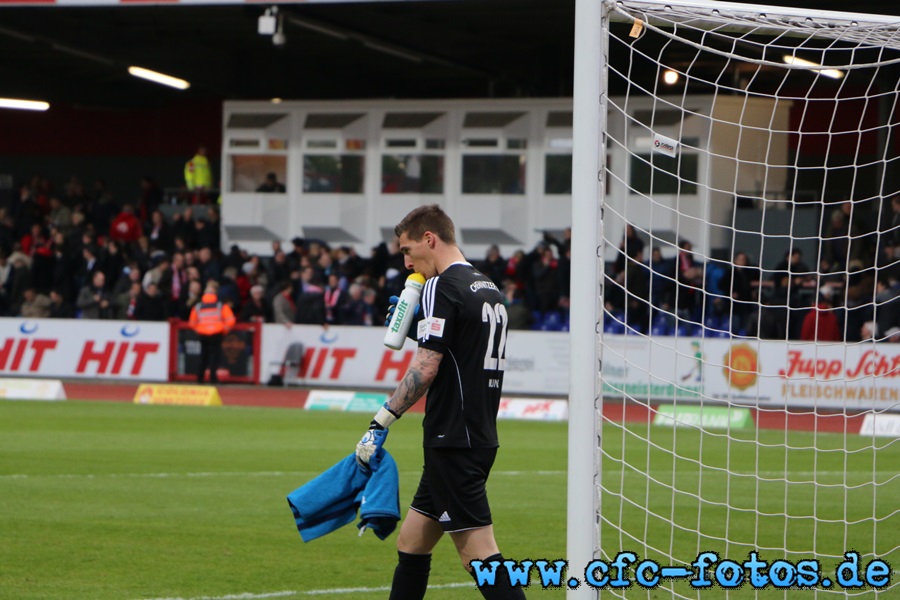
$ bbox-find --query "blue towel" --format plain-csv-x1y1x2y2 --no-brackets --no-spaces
286,449,400,542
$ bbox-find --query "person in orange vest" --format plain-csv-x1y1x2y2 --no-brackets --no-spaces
188,281,236,384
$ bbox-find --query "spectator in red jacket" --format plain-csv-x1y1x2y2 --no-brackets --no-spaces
800,288,841,342
21,223,51,257
109,204,143,244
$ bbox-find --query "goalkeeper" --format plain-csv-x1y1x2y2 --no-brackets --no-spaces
355,204,526,600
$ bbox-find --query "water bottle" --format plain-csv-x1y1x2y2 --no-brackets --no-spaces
384,273,426,350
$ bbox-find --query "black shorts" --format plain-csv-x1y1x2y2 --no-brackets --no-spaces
409,447,498,533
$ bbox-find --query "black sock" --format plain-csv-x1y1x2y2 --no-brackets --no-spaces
471,553,527,600
389,551,431,600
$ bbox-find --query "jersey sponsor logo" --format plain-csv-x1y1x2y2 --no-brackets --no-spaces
469,280,499,293
418,316,446,338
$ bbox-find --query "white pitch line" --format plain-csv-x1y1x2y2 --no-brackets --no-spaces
142,592,296,600
0,470,567,481
0,471,318,480
140,582,472,600
493,470,566,476
4,469,894,483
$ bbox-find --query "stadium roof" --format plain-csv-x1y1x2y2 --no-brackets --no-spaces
0,0,898,110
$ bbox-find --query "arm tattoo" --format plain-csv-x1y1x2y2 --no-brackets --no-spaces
388,347,442,416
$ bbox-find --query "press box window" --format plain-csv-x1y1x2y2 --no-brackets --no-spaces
386,139,417,148
229,139,260,149
230,155,288,193
302,136,365,193
306,140,337,149
462,155,526,195
545,155,572,194
303,155,365,194
382,155,444,194
629,153,698,195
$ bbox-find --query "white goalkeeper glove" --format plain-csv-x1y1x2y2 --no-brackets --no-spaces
355,403,400,469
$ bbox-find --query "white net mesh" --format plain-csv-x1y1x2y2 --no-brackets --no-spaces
597,1,900,597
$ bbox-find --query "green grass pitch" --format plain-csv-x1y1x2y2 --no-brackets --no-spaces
1,400,896,599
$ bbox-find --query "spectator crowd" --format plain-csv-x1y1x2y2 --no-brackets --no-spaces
9,173,900,344
1,175,571,333
606,197,900,343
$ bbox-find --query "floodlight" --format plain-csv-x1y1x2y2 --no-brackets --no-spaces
128,66,190,90
0,97,50,111
259,6,277,35
783,55,844,79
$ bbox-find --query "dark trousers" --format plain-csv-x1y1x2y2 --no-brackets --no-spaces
197,333,223,383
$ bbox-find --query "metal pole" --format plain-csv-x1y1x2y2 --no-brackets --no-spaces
568,0,606,597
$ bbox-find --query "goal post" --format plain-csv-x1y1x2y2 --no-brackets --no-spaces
569,1,900,597
567,0,605,598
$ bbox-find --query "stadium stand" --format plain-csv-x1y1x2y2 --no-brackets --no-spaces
5,173,900,342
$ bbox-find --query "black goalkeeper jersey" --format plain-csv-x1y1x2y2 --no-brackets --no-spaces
416,261,508,448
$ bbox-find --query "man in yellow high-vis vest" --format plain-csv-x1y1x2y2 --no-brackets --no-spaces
184,145,213,204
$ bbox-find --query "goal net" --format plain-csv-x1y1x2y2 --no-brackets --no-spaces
572,0,900,597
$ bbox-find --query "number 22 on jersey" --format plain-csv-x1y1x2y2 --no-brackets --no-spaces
482,302,508,371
